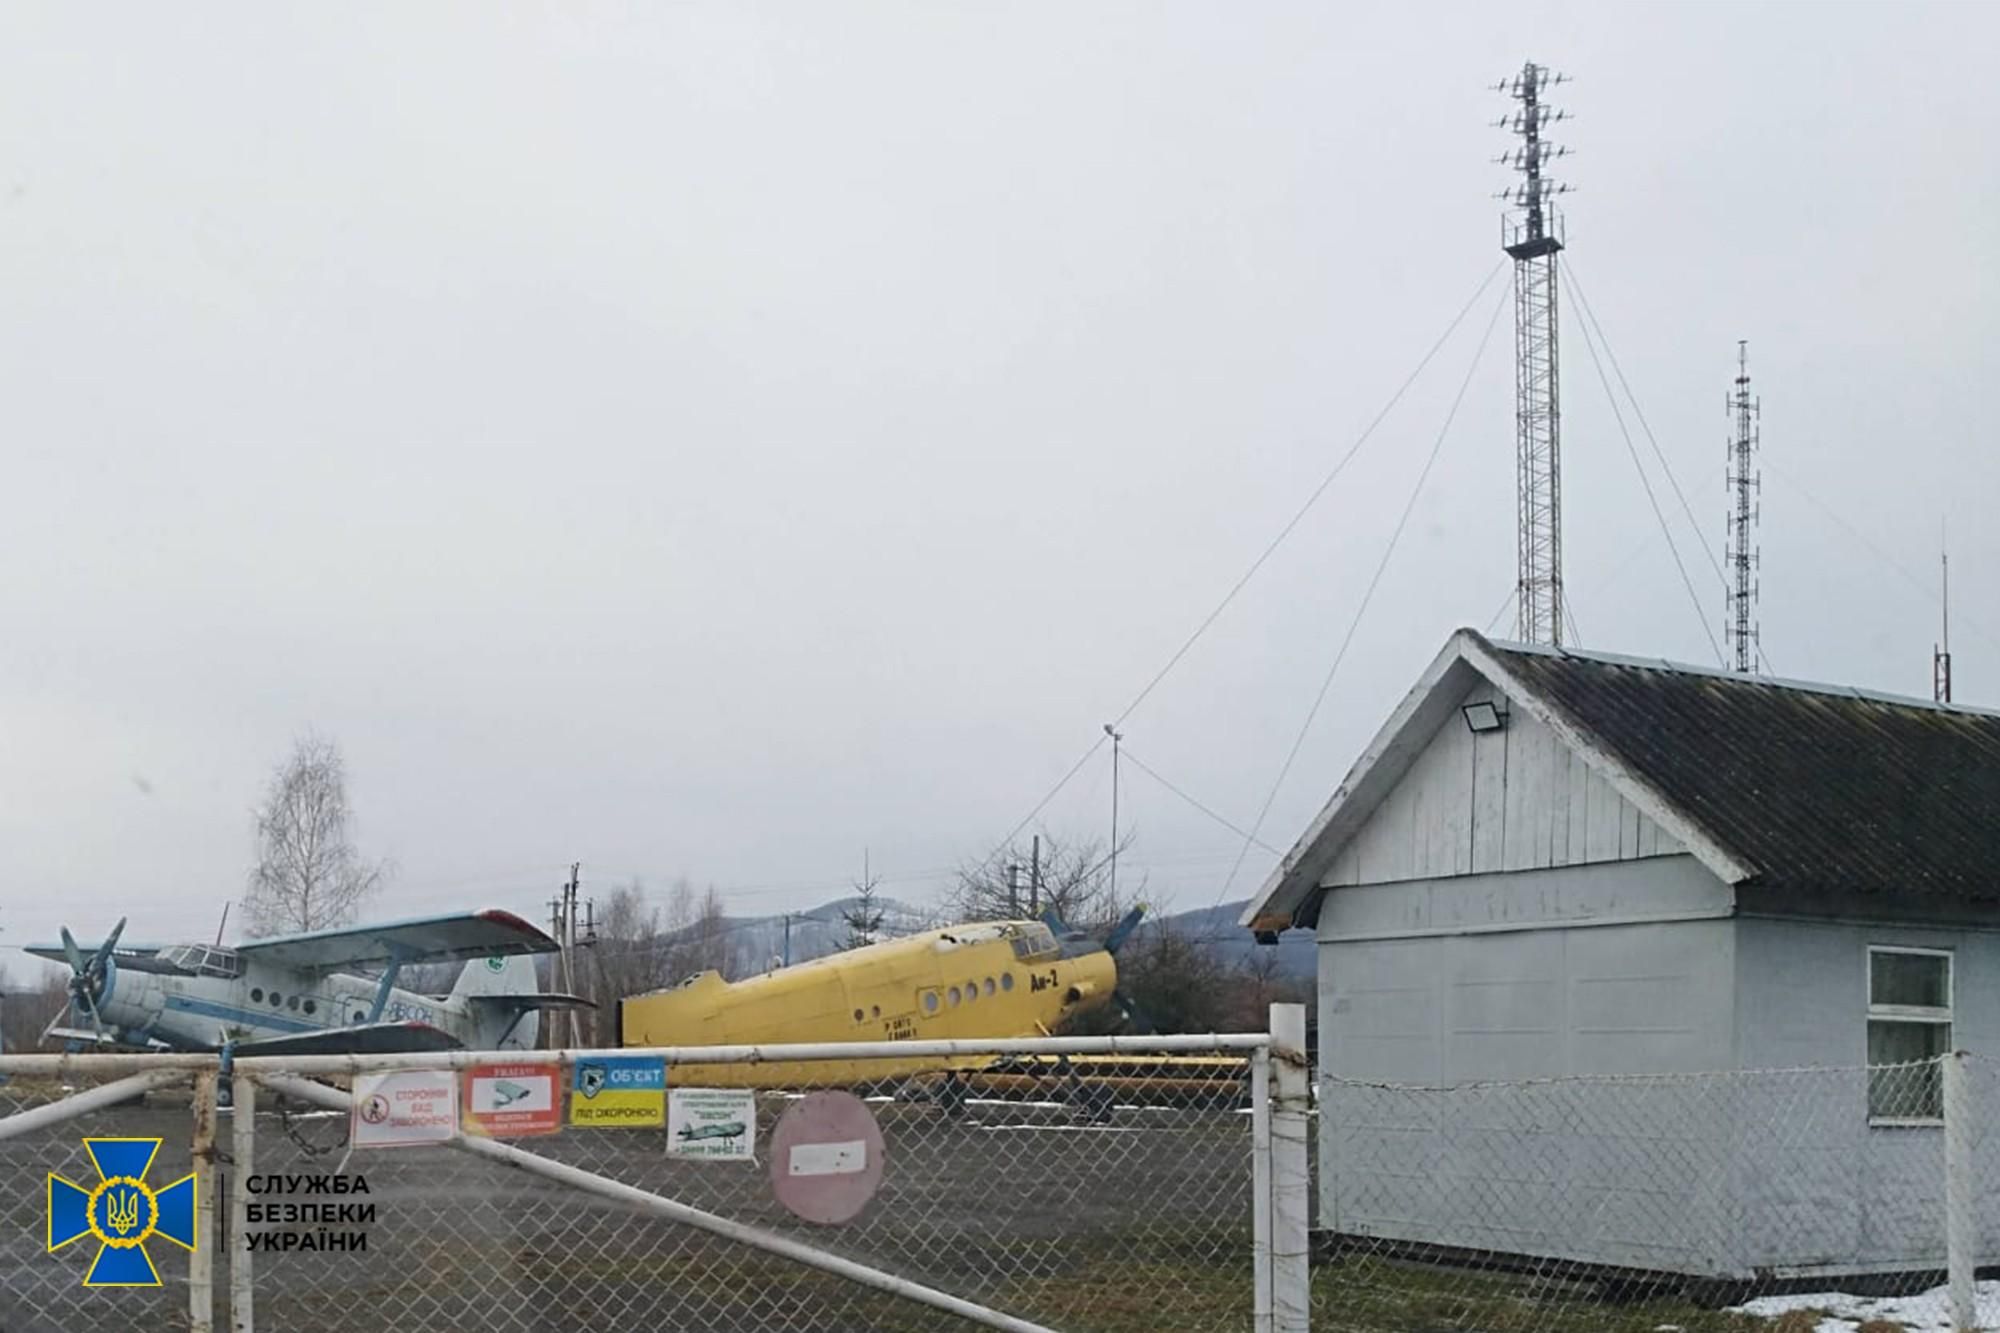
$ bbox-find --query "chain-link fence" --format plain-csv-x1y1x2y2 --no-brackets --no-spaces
237,1051,1269,1333
20,1044,1998,1331
0,1028,1305,1333
1312,1058,1985,1332
0,1064,213,1333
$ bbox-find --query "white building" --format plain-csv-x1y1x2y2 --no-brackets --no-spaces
1242,628,2000,1278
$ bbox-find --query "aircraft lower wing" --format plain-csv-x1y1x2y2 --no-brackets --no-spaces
464,992,596,1011
229,1021,465,1058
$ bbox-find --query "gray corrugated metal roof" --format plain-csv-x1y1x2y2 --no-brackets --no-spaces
1484,635,2000,899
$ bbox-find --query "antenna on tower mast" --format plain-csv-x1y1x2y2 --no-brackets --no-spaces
1935,525,1953,704
1497,61,1571,646
1725,340,1761,672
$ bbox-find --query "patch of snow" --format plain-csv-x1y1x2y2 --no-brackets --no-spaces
1731,1279,2000,1331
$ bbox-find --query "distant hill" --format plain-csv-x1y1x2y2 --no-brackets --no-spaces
1151,901,1315,979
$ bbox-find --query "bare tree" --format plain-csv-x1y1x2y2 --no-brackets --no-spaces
1,967,75,1053
588,880,677,1012
841,852,885,950
245,735,390,936
1230,945,1313,1031
947,831,1134,930
1106,919,1234,1034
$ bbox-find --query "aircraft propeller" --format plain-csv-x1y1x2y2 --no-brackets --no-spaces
1042,904,1155,1034
56,917,127,1045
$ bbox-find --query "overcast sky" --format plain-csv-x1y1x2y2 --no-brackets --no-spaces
2,2,1995,976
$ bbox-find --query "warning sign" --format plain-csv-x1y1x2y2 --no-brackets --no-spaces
667,1088,757,1161
463,1063,561,1138
769,1090,885,1224
351,1070,457,1148
570,1056,666,1127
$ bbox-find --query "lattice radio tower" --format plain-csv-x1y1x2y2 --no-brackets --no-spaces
1497,62,1571,646
1725,340,1761,672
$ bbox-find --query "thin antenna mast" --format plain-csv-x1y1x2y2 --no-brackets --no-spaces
1935,528,1953,703
1725,340,1761,672
1497,61,1571,645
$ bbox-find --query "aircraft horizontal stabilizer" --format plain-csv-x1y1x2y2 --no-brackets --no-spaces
229,1021,465,1059
463,992,597,1010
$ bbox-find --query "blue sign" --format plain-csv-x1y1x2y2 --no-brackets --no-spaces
571,1056,667,1126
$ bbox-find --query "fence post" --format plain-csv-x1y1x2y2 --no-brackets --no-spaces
1270,1002,1310,1332
1252,1045,1274,1333
1943,1050,1975,1333
190,1070,218,1333
230,1073,256,1333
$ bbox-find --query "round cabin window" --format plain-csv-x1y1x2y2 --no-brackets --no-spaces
853,1008,864,1023
287,995,300,1011
270,992,283,1007
871,1005,881,1018
1000,973,1015,992
947,987,961,1007
923,992,939,1013
984,978,996,996
303,1000,316,1015
250,988,263,1003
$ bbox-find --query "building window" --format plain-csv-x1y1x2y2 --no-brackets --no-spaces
1868,946,1952,1123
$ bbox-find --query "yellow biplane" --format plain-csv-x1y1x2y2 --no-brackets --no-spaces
619,908,1147,1089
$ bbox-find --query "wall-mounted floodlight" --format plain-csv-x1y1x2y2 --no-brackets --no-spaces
1462,700,1509,734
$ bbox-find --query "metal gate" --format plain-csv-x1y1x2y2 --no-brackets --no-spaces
2,1008,1309,1332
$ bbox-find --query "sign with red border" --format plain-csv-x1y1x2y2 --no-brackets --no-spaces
462,1063,561,1138
352,1070,458,1148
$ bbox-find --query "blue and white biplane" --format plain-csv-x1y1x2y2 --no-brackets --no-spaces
24,908,591,1056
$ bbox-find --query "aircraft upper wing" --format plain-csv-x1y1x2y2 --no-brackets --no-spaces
234,908,558,972
20,943,189,975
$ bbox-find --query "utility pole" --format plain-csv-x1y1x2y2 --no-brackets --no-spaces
1006,862,1020,917
1103,724,1124,904
546,890,566,1049
1725,340,1762,672
559,863,583,1048
1029,835,1041,917
1497,61,1571,646
1936,534,1954,704
782,913,792,968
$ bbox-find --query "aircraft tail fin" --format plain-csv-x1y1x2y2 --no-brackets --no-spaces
452,954,541,1000
453,955,549,1049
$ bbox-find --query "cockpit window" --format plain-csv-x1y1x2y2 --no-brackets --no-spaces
1010,925,1058,961
163,944,243,978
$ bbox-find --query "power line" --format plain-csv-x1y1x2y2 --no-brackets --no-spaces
1561,262,1782,683
1110,259,1509,730
973,259,1510,876
1562,259,1730,593
1562,268,1725,666
1120,748,1282,856
1208,280,1512,916
1768,458,1997,654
